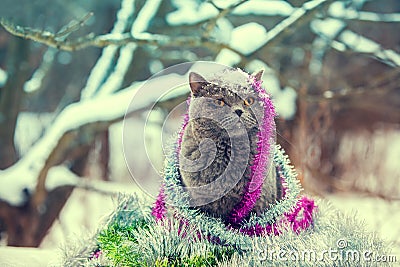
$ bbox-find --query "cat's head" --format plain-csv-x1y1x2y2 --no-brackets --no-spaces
187,69,265,133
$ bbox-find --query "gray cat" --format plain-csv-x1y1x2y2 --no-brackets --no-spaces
179,68,282,223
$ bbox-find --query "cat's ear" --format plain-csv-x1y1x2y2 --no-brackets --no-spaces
253,69,264,81
189,72,207,96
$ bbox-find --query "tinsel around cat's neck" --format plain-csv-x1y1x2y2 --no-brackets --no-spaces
152,72,316,238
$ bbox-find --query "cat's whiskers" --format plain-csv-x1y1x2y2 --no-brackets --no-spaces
241,114,257,128
219,115,238,129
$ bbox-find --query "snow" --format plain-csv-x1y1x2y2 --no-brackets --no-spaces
80,0,135,99
328,194,400,257
311,2,400,67
167,0,294,25
0,68,194,205
339,30,400,66
329,1,400,22
309,17,346,74
0,168,35,205
125,74,187,115
131,0,162,36
211,18,233,44
45,166,80,191
273,86,297,119
166,1,218,26
0,247,61,266
143,109,165,174
96,0,162,97
310,18,346,39
303,0,326,10
340,30,379,53
215,22,269,63
96,43,137,97
215,48,241,66
233,0,294,16
46,165,140,194
24,49,56,93
0,68,8,86
229,22,268,55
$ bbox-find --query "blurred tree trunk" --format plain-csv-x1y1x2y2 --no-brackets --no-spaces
0,146,92,247
0,37,29,169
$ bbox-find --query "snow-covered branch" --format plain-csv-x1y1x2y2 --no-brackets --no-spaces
24,48,57,93
46,166,140,196
80,0,136,100
328,2,400,23
96,0,162,97
0,83,137,205
312,18,400,67
245,0,333,57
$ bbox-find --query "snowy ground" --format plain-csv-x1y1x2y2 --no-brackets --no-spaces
36,189,400,259
2,190,398,266
327,194,400,258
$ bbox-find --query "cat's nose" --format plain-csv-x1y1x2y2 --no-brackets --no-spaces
235,109,243,117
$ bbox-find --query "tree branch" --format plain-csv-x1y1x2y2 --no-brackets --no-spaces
0,17,247,61
203,0,249,38
244,0,333,60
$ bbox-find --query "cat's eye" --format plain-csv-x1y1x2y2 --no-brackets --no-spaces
244,97,254,106
214,99,225,106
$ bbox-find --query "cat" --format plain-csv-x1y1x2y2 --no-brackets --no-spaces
179,68,282,224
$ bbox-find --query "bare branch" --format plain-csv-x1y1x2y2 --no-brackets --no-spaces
0,17,246,62
55,12,93,39
203,0,249,38
302,68,400,102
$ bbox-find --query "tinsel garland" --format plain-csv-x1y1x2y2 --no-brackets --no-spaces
152,71,316,239
154,142,315,244
227,74,277,225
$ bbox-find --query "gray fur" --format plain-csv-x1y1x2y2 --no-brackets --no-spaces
179,68,282,223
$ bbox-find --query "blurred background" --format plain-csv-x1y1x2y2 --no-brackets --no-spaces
0,0,399,256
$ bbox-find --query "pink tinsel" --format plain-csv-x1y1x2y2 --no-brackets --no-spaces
152,186,166,220
227,74,276,225
152,97,190,221
238,196,316,236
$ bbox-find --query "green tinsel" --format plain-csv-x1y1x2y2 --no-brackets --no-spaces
62,193,393,267
61,147,394,267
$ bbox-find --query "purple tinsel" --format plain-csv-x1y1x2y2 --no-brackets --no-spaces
226,74,276,225
151,185,166,220
152,97,190,221
237,196,316,236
